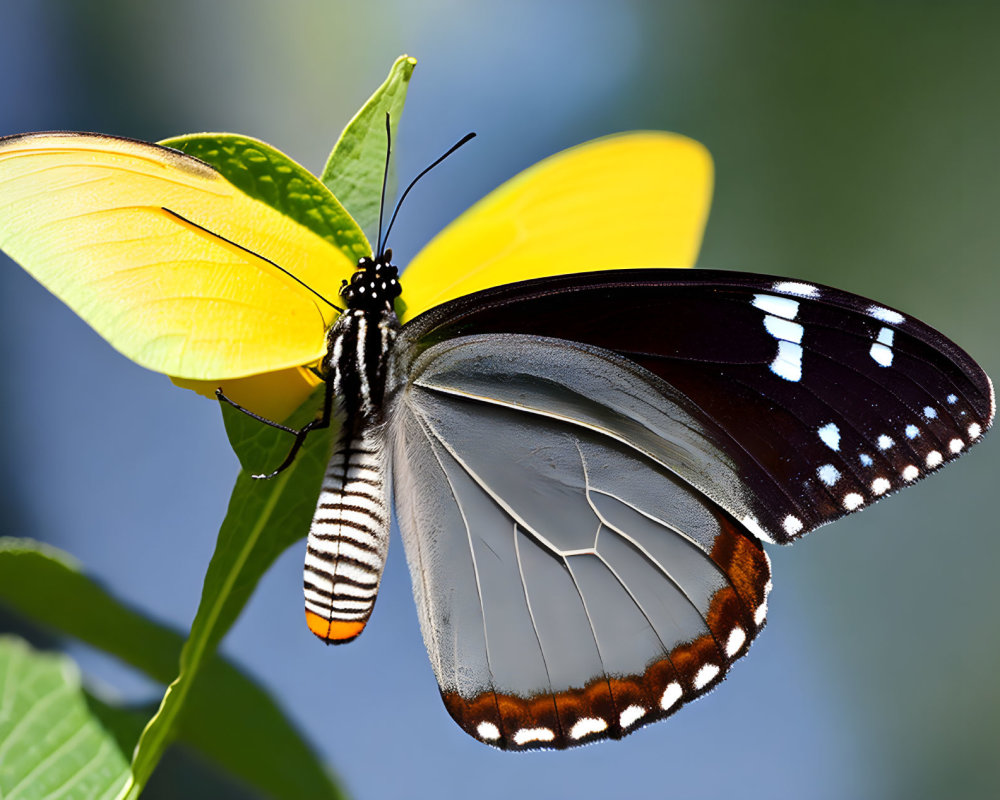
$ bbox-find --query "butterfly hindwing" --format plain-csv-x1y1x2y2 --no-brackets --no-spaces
398,269,994,545
390,333,772,749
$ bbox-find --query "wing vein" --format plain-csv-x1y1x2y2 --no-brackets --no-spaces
409,404,503,724
512,522,564,741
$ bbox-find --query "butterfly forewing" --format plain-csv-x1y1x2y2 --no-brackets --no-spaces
399,269,994,545
390,334,772,749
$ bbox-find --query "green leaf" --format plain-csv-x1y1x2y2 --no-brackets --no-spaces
79,694,148,767
82,695,300,800
0,541,175,682
122,388,338,799
0,635,130,800
321,55,417,239
0,538,346,800
160,133,371,262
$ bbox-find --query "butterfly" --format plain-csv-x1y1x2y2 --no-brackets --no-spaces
0,129,992,751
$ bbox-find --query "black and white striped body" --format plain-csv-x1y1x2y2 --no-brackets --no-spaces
303,256,401,644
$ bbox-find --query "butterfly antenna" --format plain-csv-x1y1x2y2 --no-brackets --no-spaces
375,113,392,259
160,207,343,312
379,131,477,257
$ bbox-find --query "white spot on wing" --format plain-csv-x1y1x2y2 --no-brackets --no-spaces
754,294,803,381
726,627,746,657
949,439,964,454
926,450,943,467
869,343,893,367
870,326,895,367
570,717,608,740
905,425,920,439
902,465,919,481
783,515,804,535
757,579,773,628
753,293,800,319
620,705,647,729
969,423,982,439
764,315,804,343
923,406,937,419
660,682,682,711
513,727,555,746
878,435,894,450
818,422,841,451
868,305,905,324
771,341,803,382
843,492,864,510
773,281,819,297
818,464,841,486
693,664,720,690
871,477,891,495
477,721,501,741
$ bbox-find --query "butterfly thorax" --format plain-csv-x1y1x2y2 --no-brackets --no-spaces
325,252,403,424
302,253,402,645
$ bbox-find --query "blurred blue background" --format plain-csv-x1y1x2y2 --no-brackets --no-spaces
2,3,999,798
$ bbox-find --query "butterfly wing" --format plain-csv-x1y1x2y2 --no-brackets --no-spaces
398,269,994,545
390,333,771,749
397,132,712,322
389,269,991,748
0,132,354,382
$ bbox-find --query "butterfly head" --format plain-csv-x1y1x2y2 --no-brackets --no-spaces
341,250,402,312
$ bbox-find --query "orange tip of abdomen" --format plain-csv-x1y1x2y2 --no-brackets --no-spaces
305,610,366,644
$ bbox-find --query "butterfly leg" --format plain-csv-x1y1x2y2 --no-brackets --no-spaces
216,380,336,479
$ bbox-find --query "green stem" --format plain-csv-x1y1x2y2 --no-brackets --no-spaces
117,468,293,800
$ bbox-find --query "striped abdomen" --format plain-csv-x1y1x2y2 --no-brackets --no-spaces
303,427,391,643
303,306,398,644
